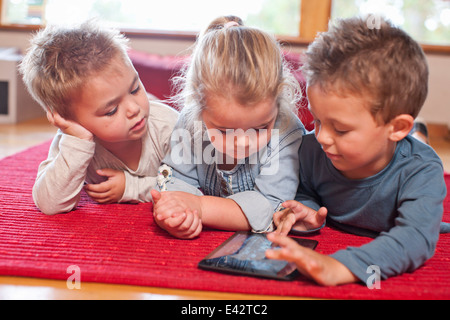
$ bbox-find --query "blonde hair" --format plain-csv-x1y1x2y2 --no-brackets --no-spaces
302,16,428,124
20,20,129,119
172,15,301,132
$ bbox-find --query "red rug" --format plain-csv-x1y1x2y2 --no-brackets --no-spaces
0,141,449,299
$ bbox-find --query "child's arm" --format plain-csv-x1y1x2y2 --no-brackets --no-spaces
200,195,251,230
151,190,250,235
266,233,358,286
33,112,95,215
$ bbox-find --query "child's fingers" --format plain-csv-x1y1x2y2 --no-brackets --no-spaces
282,201,312,216
84,181,111,193
317,207,328,222
281,200,303,211
165,213,187,228
266,233,326,281
84,188,107,199
266,233,308,264
46,111,55,124
85,189,114,204
265,245,296,263
49,112,70,130
153,201,185,220
267,232,297,249
190,217,203,238
96,168,119,178
179,210,202,239
273,208,291,226
273,212,295,235
277,216,296,236
150,189,161,204
154,204,186,221
188,210,201,233
283,201,323,223
176,210,195,231
84,183,113,203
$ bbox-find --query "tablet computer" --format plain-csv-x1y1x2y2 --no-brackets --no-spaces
198,231,318,281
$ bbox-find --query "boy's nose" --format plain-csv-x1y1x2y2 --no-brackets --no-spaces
315,126,333,147
126,101,140,118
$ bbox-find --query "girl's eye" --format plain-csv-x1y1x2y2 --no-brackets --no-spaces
105,107,118,117
131,84,140,95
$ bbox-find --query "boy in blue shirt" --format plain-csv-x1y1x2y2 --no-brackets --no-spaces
266,16,447,286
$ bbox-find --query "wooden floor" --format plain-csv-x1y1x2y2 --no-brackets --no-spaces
0,117,449,300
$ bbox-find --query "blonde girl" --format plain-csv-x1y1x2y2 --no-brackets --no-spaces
151,16,308,239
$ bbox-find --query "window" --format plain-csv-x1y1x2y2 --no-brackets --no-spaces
1,0,450,52
1,0,300,36
332,0,450,46
1,0,45,25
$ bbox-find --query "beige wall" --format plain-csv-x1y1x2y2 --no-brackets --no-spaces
1,30,449,127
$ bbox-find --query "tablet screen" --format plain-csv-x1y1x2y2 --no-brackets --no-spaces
198,231,318,280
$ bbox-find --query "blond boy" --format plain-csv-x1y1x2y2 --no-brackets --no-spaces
20,21,178,215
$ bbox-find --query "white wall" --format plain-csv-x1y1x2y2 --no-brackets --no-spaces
421,55,450,127
1,30,449,127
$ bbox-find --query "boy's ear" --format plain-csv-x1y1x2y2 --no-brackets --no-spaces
388,114,414,142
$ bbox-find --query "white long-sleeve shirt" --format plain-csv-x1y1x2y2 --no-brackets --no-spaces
33,101,178,215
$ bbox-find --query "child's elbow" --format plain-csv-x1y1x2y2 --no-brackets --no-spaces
34,200,73,216
32,189,78,215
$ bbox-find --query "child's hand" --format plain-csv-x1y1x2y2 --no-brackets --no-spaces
84,169,125,204
265,233,358,286
46,110,93,141
151,190,202,239
155,208,202,239
151,189,203,221
274,200,327,235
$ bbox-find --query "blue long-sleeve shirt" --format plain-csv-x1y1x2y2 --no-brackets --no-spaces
296,133,447,282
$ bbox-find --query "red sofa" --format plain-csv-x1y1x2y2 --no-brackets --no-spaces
128,49,314,131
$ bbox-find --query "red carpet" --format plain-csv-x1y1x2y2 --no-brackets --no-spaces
0,141,449,299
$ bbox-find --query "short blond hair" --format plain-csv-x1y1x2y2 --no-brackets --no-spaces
20,20,129,119
302,16,428,123
172,15,301,131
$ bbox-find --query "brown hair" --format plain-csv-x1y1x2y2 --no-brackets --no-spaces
172,15,301,131
302,16,428,123
20,20,129,119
